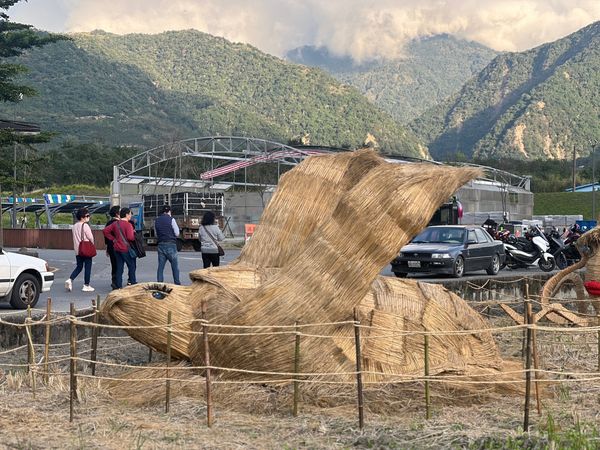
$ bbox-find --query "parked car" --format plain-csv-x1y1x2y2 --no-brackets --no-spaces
0,248,54,309
391,225,505,278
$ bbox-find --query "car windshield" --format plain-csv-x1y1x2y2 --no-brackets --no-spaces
411,227,466,244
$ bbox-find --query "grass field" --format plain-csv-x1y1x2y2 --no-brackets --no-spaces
534,192,600,220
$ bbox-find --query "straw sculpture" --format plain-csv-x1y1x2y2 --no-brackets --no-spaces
102,148,517,399
537,226,600,325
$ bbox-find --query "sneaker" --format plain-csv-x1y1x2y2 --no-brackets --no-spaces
65,279,72,292
82,285,95,292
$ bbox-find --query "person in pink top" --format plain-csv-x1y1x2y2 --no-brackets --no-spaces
65,208,95,292
103,207,137,289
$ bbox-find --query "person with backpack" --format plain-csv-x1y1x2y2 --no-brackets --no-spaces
155,205,181,285
103,207,137,289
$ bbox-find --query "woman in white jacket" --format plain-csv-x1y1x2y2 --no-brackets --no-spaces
199,211,225,268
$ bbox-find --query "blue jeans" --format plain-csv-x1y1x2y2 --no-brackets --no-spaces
157,242,180,285
70,255,92,285
115,251,137,289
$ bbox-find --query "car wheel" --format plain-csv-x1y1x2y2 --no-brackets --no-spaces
176,239,184,252
10,273,41,309
486,254,501,275
394,272,408,278
192,240,202,252
452,256,465,278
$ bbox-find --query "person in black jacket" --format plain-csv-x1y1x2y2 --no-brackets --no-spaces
104,205,120,289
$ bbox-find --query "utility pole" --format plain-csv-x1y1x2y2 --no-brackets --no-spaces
0,182,3,248
572,144,577,193
12,141,17,228
594,144,597,220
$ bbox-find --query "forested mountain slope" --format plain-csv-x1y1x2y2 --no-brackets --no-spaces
0,30,427,157
411,22,600,160
286,35,498,124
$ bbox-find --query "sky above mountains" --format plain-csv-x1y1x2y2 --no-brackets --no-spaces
9,0,600,61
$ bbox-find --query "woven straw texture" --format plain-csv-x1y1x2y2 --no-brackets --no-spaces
102,149,502,386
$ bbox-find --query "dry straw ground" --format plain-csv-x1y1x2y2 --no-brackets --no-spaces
1,314,600,449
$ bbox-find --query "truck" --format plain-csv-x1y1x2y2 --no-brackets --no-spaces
428,198,463,226
130,192,224,251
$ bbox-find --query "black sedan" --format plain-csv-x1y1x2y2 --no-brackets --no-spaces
390,225,505,278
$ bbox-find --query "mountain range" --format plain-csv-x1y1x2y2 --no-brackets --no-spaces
411,21,600,160
286,35,498,124
0,30,427,158
2,22,599,163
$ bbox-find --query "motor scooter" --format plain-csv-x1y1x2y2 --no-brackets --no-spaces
547,226,581,269
502,225,555,272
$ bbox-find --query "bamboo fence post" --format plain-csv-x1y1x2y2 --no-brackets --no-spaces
353,308,364,430
90,296,99,376
69,302,78,422
26,306,32,374
531,314,542,416
293,321,301,417
165,311,172,414
43,298,51,384
597,310,600,373
201,302,212,427
523,299,533,432
521,283,529,359
424,333,431,420
25,314,36,398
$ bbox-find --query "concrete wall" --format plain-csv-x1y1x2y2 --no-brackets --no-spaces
457,180,533,223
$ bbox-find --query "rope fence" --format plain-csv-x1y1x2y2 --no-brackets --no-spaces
1,277,599,433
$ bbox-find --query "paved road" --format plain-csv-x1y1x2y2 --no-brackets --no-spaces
0,248,242,313
0,248,551,313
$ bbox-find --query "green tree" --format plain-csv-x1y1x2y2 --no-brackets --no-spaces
0,0,66,191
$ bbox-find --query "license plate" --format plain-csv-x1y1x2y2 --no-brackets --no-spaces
408,261,421,268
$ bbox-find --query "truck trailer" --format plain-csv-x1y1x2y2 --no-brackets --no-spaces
130,192,224,251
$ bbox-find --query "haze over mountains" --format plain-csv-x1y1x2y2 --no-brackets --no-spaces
286,35,498,124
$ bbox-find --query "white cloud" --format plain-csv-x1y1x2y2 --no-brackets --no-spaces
54,0,600,60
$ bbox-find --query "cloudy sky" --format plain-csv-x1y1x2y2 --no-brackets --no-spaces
9,0,600,61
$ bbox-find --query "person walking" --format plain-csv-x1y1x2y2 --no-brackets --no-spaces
199,211,225,268
104,205,120,289
65,207,95,292
155,205,181,285
103,207,137,289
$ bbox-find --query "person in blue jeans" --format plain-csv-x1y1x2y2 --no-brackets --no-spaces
155,205,181,285
102,207,137,289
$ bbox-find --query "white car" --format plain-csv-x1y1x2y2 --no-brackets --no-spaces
0,249,54,309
